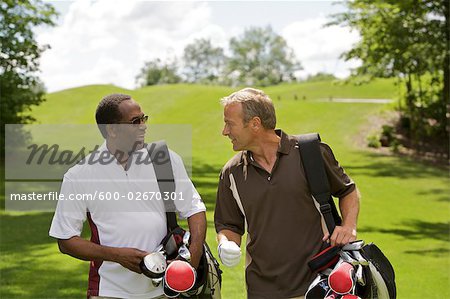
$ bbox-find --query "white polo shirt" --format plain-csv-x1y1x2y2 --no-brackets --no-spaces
49,143,206,299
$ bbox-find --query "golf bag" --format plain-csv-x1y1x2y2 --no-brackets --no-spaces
305,241,396,299
296,134,396,299
148,141,222,299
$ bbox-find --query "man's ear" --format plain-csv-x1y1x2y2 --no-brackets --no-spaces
251,117,262,131
105,124,117,138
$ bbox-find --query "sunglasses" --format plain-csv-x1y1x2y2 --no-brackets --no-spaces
119,115,149,125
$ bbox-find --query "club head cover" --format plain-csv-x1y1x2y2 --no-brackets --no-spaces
324,291,340,299
328,261,355,295
161,227,186,258
164,260,196,293
305,275,330,298
140,251,167,279
163,277,180,298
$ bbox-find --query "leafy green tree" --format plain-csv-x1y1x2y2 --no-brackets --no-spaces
0,0,57,155
331,0,449,152
227,26,301,86
182,38,226,84
136,58,181,86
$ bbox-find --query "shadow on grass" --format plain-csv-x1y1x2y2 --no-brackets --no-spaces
191,162,222,212
0,212,55,254
404,247,450,257
416,188,450,203
345,152,446,179
191,161,222,179
0,258,88,299
359,220,450,242
0,211,89,298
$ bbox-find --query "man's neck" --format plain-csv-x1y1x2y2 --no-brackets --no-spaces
248,130,280,172
106,140,130,170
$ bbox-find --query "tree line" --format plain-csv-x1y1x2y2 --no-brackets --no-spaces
135,26,301,87
1,0,448,159
331,0,449,156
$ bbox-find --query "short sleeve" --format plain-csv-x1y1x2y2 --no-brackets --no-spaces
214,168,245,235
49,172,87,239
170,151,206,219
320,143,356,198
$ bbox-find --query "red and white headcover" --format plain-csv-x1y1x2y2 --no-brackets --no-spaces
328,262,355,295
164,260,196,293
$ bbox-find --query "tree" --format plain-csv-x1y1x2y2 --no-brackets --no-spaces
306,72,337,82
136,58,181,86
0,0,57,158
227,26,301,86
182,38,226,84
331,0,449,153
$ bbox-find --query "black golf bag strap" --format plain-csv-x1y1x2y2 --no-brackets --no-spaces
296,133,337,236
146,141,178,231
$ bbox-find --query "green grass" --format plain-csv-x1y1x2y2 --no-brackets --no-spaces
1,80,449,298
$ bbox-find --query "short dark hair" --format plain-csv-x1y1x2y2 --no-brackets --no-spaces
95,93,132,138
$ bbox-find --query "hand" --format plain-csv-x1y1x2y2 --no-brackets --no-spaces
218,240,241,267
113,247,149,273
323,225,357,247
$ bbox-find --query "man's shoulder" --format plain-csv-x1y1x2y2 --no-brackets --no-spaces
63,157,95,179
63,147,108,179
221,152,244,173
145,141,184,167
291,133,335,152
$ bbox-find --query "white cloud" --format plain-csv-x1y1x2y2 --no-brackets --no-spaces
37,0,227,92
281,16,361,79
36,2,362,92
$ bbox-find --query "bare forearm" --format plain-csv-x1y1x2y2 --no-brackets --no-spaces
329,188,360,246
187,211,207,268
339,188,360,230
59,236,110,261
57,237,148,273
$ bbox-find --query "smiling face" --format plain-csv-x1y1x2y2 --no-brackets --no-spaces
113,99,147,152
222,103,254,151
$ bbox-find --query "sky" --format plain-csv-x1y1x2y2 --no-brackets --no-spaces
36,1,361,92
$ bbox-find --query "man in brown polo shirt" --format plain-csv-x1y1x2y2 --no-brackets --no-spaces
214,88,360,298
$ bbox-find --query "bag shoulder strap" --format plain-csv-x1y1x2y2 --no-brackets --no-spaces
146,141,178,231
295,133,339,236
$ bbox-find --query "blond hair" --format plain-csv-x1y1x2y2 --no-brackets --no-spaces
220,88,276,129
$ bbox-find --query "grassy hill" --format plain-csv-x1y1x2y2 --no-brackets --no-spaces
1,80,448,298
30,79,399,162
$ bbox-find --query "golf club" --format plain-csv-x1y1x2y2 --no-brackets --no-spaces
355,264,365,286
151,277,163,287
178,244,191,262
342,240,365,251
340,251,359,266
183,231,191,246
352,250,369,266
140,251,167,279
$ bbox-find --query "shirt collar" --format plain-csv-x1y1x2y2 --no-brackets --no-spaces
275,129,292,155
242,129,292,164
99,141,148,155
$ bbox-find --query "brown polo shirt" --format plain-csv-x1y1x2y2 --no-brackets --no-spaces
214,130,355,299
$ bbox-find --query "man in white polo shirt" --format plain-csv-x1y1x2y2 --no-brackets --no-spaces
49,94,207,299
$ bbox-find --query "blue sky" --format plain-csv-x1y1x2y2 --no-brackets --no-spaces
37,1,360,92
